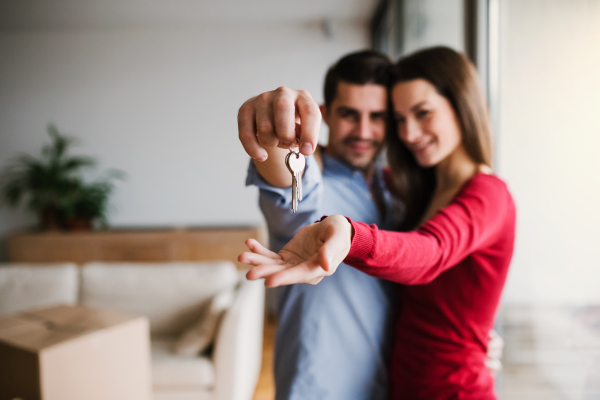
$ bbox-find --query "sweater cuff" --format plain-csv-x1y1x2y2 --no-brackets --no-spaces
345,218,374,262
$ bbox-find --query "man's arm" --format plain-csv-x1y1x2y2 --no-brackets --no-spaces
238,87,321,188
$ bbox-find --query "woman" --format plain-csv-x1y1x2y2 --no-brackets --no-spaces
241,47,516,399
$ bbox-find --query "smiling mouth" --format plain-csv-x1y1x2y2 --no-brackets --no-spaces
344,138,381,153
409,140,434,153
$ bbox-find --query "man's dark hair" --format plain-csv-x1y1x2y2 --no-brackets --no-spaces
323,50,392,106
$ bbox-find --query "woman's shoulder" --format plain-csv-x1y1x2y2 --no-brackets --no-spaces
460,171,514,206
470,171,508,188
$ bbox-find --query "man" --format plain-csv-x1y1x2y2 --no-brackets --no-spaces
239,51,401,400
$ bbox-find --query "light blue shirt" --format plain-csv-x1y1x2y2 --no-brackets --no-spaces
246,151,402,400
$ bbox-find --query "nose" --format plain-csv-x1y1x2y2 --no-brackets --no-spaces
356,115,373,140
399,118,420,144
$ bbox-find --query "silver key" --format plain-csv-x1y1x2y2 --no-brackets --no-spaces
285,149,306,213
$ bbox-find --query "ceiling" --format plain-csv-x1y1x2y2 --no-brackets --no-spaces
0,0,380,30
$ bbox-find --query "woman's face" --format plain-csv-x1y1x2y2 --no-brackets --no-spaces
392,79,462,168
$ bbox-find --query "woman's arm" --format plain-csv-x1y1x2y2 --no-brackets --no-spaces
346,175,515,284
242,175,514,287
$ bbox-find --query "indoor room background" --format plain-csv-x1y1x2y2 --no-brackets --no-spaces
1,0,599,399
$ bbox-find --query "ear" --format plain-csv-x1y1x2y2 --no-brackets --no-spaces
319,104,330,127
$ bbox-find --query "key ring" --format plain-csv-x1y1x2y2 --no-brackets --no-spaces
288,147,300,159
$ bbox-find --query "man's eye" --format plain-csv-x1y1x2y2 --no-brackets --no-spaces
394,116,406,123
340,111,357,119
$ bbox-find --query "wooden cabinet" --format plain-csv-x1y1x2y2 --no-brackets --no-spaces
7,226,267,269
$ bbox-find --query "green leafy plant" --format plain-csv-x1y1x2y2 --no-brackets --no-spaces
0,124,123,230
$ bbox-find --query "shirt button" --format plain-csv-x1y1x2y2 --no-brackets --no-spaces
343,178,350,185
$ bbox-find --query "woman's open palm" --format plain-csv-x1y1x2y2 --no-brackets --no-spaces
240,215,353,287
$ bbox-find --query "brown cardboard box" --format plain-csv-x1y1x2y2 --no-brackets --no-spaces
0,305,151,400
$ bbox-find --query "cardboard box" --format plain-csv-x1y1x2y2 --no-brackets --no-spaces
0,305,151,400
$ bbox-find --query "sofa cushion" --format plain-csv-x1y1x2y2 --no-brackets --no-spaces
80,262,238,336
151,337,215,390
173,286,236,356
0,263,79,318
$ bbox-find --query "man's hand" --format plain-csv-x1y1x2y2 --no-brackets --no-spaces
240,215,353,287
238,87,321,187
485,329,504,375
238,87,321,159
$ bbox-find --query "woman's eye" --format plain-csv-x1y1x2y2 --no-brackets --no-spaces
395,116,406,124
416,110,429,118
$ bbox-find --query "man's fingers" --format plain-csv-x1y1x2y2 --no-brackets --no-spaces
245,239,281,259
273,87,299,148
487,329,504,359
296,90,321,156
238,100,267,161
254,92,279,149
239,88,319,158
484,358,502,374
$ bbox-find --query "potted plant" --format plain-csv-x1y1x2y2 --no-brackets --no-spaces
0,124,123,231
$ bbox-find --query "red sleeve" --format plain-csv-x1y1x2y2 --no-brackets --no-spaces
344,175,515,284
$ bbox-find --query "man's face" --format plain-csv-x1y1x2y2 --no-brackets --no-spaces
321,81,388,170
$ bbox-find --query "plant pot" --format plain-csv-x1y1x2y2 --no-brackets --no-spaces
64,217,93,231
40,206,62,231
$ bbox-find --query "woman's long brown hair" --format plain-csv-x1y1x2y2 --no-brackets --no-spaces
386,46,492,231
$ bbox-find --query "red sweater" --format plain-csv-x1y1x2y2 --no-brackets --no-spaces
345,173,516,400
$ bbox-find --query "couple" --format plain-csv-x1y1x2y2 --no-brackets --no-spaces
239,47,515,400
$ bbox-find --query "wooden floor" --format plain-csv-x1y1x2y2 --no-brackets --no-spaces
252,318,277,400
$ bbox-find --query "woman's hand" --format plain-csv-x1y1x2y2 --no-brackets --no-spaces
240,215,353,287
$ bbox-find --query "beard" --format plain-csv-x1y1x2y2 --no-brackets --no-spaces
336,137,383,170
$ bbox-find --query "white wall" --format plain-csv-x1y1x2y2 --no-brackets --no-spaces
498,0,600,304
0,20,368,257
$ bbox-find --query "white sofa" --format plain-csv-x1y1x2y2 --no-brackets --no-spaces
0,262,265,400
